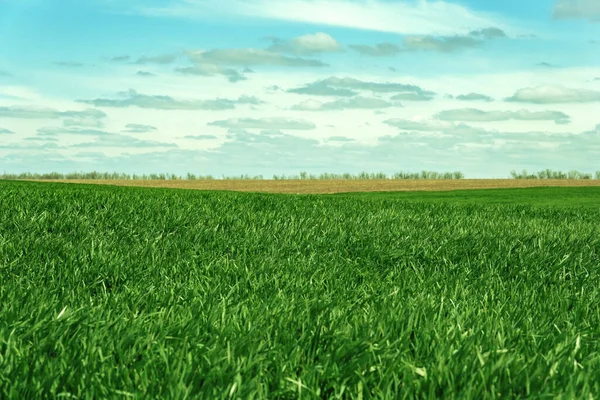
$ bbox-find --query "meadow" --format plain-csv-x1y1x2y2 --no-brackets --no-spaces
1,181,599,398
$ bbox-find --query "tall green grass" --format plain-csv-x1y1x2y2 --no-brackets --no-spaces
1,181,599,398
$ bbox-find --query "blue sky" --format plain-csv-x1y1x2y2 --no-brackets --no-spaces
1,0,599,178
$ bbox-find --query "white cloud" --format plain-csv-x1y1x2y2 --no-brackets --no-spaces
506,85,600,103
136,54,179,64
291,96,395,111
176,64,247,82
137,0,514,36
435,108,570,122
349,43,403,57
456,92,494,102
73,133,178,148
78,89,239,110
287,76,434,97
288,99,323,111
0,105,106,119
390,92,435,101
6,64,600,175
185,48,327,67
403,35,481,52
122,124,158,133
136,71,157,77
553,0,600,22
0,86,44,101
267,32,343,55
208,117,316,130
37,127,109,136
63,118,105,128
184,134,218,140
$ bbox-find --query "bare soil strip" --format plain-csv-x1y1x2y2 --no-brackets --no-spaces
26,179,600,194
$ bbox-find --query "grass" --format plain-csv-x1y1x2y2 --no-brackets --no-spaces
1,180,599,398
338,186,600,208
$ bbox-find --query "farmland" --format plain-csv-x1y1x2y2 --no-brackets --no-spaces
1,181,599,398
20,178,600,194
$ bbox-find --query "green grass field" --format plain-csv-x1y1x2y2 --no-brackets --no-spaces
338,186,600,208
1,181,599,399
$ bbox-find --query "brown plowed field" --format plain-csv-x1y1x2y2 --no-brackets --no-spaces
29,179,600,194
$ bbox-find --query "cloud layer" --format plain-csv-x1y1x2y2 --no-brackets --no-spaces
435,108,570,123
553,0,600,22
506,86,600,103
78,90,261,110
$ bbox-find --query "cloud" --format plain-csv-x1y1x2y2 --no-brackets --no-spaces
266,85,282,92
185,48,327,67
402,27,505,53
291,96,394,110
434,108,570,122
537,62,558,68
267,32,343,55
111,55,131,62
0,128,14,134
0,106,106,119
349,43,403,57
136,54,179,64
222,129,321,151
0,141,60,150
122,124,157,133
176,64,247,83
63,118,105,128
184,134,218,139
37,127,110,136
137,0,511,36
555,118,572,125
320,97,395,110
553,0,600,22
287,76,433,98
53,61,89,68
287,81,358,97
78,89,238,110
456,93,494,102
350,27,505,56
136,71,156,77
384,119,453,131
24,136,59,142
236,95,263,105
383,118,491,136
469,27,506,39
403,34,479,53
327,136,355,142
505,85,600,103
208,117,316,130
72,134,178,148
390,92,435,101
0,93,24,101
288,99,325,111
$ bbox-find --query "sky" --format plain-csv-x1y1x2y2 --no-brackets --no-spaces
0,0,599,178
